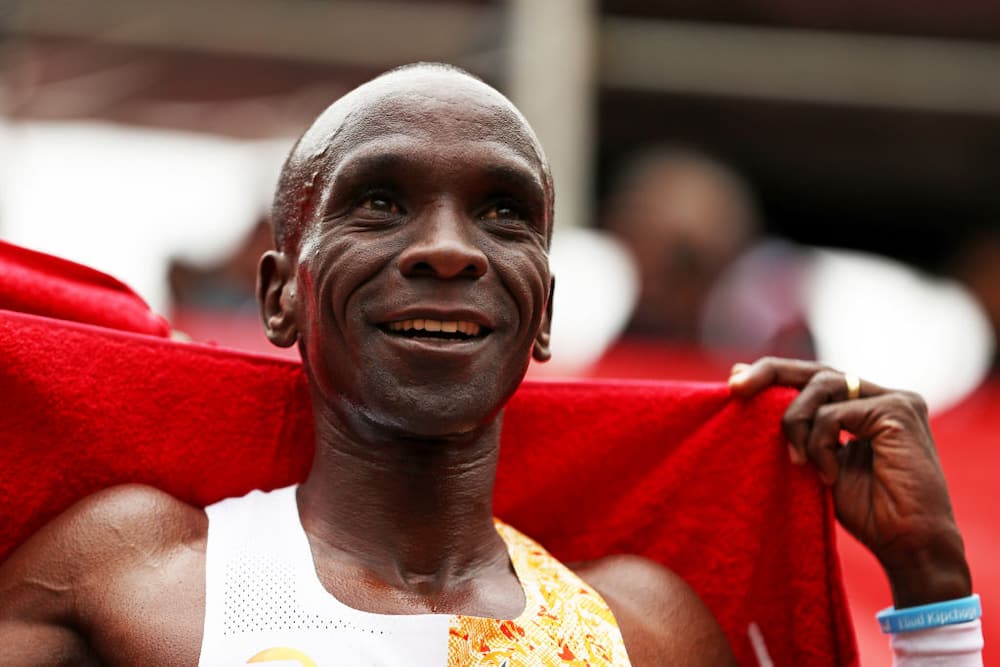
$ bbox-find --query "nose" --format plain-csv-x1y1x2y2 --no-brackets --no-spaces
398,204,488,279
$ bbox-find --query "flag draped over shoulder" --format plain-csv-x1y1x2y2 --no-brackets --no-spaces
0,241,857,665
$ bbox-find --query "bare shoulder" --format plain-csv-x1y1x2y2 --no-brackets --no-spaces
3,483,205,571
0,484,206,664
1,483,206,600
572,554,736,667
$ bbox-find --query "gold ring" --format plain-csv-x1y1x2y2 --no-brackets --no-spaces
844,373,861,400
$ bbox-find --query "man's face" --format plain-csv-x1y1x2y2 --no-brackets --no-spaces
272,70,553,440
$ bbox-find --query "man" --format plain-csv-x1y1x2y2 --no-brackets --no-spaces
0,63,978,665
604,148,761,342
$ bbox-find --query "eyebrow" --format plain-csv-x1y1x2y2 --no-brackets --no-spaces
332,152,405,181
330,149,544,199
482,163,545,198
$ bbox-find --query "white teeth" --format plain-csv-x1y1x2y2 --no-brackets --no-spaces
386,319,482,336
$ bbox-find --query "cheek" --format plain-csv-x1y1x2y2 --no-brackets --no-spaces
295,237,367,364
490,243,550,333
307,234,393,318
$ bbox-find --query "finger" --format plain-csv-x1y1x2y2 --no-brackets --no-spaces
838,436,875,477
803,402,857,485
782,370,888,461
801,394,927,485
728,357,828,397
828,390,935,452
729,362,751,378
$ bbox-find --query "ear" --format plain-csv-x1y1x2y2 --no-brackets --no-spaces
532,275,555,362
258,250,299,348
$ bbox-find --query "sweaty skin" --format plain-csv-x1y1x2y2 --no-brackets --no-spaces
0,65,970,666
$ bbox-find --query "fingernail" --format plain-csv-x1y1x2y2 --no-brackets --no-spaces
730,362,751,377
787,444,804,465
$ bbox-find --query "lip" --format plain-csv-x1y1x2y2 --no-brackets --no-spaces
375,326,490,355
376,306,496,330
372,305,496,356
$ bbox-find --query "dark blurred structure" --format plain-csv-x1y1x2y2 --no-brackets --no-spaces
4,0,996,361
595,2,1000,274
3,1,1000,273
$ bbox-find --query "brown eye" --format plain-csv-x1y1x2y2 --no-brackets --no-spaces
482,203,524,221
359,195,400,214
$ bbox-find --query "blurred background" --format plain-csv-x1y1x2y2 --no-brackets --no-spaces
1,1,998,663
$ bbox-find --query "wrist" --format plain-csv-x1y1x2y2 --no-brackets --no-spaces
888,618,983,666
878,595,981,633
879,528,972,608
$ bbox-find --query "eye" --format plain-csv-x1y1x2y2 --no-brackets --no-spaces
357,193,401,215
481,202,525,221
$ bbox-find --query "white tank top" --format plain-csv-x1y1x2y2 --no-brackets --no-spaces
197,485,631,666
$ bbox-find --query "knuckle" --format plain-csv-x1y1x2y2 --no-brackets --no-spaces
878,415,910,438
813,369,842,392
813,404,838,428
877,392,929,425
756,356,779,370
904,391,929,417
781,411,809,435
884,392,912,412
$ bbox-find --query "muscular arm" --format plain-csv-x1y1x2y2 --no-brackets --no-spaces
0,484,207,666
576,555,737,667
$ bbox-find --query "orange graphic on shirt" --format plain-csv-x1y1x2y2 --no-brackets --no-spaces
247,646,318,667
448,521,631,666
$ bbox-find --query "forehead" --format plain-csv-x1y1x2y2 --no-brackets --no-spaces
300,70,546,183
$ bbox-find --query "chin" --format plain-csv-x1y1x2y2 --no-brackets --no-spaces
357,381,512,442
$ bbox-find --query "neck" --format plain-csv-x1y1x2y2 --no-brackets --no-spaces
296,405,509,592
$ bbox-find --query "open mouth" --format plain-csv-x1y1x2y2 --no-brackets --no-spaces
379,319,491,341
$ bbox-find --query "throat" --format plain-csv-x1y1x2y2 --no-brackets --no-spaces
297,401,512,612
298,490,523,617
297,440,506,592
308,534,526,618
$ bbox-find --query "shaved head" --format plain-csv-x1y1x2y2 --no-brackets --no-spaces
272,63,554,253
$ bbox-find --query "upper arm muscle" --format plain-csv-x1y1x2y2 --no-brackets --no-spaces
0,484,203,665
575,554,737,667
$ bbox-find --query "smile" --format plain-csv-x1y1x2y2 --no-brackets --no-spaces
380,319,489,341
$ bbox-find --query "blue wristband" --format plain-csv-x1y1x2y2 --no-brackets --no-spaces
877,594,981,634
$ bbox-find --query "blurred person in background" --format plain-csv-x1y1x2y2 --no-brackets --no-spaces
603,147,814,362
604,147,762,343
602,147,994,411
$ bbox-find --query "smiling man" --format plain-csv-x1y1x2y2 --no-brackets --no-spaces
0,63,981,666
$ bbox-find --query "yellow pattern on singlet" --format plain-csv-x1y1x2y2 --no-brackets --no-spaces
448,521,632,666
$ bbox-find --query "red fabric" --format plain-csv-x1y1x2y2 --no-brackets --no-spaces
0,239,170,337
589,339,999,665
0,307,856,666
